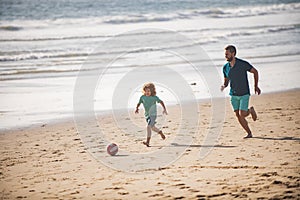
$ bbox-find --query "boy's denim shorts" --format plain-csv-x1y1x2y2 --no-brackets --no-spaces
146,116,156,126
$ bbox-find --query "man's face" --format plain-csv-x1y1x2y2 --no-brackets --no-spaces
225,50,235,62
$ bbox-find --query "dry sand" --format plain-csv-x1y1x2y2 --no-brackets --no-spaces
1,90,299,199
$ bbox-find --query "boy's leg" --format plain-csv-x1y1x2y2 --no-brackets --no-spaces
143,125,151,147
151,125,165,140
151,125,160,133
147,125,152,138
149,116,166,140
143,118,152,147
158,131,166,140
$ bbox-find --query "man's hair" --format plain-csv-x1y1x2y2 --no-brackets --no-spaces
225,45,237,55
143,82,156,96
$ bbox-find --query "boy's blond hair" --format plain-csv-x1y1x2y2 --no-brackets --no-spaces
143,82,156,96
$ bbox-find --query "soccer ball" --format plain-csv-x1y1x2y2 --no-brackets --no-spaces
107,143,118,156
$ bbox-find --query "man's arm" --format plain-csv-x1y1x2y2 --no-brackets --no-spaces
220,78,229,91
250,67,261,95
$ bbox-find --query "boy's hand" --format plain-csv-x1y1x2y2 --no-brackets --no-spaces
135,108,139,114
163,110,168,115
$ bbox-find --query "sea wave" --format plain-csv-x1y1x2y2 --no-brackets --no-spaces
0,35,109,42
0,51,90,62
0,3,298,39
0,25,23,31
103,14,178,24
0,68,79,76
207,3,300,18
226,25,297,37
2,3,297,28
103,3,300,24
0,23,297,63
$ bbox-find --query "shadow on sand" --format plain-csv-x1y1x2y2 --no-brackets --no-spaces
169,143,237,148
252,136,300,141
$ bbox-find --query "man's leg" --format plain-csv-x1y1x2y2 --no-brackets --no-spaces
249,106,257,121
240,94,257,121
239,95,253,138
235,110,252,138
232,95,252,138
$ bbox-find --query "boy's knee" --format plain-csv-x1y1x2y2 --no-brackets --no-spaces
147,125,154,129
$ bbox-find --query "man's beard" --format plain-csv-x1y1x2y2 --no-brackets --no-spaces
226,57,233,62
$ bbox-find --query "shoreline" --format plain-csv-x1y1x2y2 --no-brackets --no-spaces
1,88,299,133
1,89,299,199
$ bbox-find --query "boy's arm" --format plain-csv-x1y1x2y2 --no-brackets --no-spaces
160,101,168,115
135,103,141,114
250,67,261,95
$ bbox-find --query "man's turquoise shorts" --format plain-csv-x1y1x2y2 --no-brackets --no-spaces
231,94,250,111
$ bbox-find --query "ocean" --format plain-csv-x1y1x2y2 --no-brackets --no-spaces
0,0,299,130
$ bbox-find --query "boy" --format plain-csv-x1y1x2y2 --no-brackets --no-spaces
135,83,167,146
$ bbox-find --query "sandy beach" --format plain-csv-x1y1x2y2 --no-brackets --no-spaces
1,1,299,199
1,89,299,199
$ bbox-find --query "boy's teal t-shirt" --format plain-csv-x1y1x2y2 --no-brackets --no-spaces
138,95,161,117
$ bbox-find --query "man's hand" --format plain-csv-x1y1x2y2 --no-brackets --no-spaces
221,78,229,92
220,85,226,92
250,68,260,95
163,110,168,115
255,86,261,95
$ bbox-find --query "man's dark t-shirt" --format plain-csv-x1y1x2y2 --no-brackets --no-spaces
223,58,253,96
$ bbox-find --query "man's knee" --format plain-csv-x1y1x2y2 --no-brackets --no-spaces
240,110,249,117
234,110,240,118
235,110,247,118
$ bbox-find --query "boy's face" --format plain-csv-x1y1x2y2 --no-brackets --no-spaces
144,88,151,96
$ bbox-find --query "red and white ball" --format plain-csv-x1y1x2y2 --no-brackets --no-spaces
107,143,118,156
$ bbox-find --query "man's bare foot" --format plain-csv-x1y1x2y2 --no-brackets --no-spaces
143,141,150,147
249,106,257,121
244,133,253,139
158,131,166,140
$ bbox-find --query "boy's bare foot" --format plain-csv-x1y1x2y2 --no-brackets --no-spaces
249,106,257,121
158,131,166,140
143,141,150,147
244,133,253,139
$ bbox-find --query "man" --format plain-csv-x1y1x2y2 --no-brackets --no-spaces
221,45,261,138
